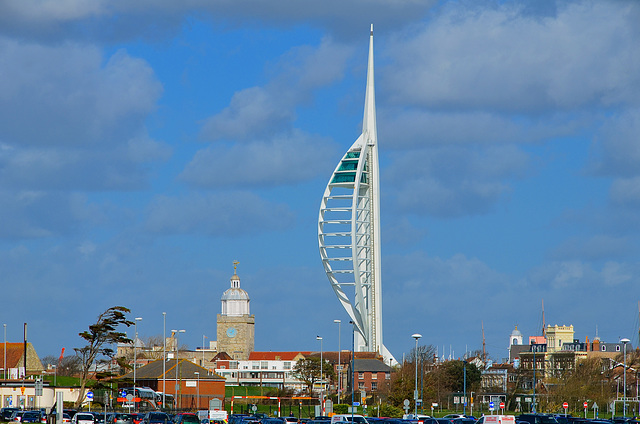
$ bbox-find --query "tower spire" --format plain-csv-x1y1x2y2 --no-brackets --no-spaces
318,25,395,365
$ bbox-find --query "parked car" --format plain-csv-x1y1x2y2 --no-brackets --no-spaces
517,415,559,424
142,413,170,424
173,415,200,424
10,411,25,422
72,413,96,424
112,414,135,424
22,412,44,424
2,408,20,422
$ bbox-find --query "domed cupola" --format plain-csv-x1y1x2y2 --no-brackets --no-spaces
221,260,250,316
510,325,523,346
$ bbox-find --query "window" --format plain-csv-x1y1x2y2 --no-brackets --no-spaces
220,366,226,369
358,382,365,390
252,362,260,370
371,373,377,380
385,374,390,380
261,361,268,369
359,372,364,379
284,362,291,370
230,362,238,369
616,345,621,351
371,382,377,391
602,345,606,351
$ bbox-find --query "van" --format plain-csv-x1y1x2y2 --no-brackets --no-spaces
330,415,368,424
477,416,516,424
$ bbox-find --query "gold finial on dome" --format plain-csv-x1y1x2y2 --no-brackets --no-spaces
233,260,239,274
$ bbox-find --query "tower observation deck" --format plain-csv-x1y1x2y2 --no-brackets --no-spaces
318,25,396,365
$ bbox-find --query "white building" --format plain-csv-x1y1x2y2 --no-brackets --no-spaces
213,351,309,392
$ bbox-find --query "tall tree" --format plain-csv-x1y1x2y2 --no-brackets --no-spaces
292,357,323,395
74,306,133,408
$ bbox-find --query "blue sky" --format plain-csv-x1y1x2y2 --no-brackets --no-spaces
1,0,639,364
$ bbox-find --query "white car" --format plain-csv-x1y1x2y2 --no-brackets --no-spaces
71,413,95,424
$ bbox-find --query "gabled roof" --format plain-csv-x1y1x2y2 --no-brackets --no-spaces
119,359,225,381
0,343,24,369
212,352,233,361
0,343,43,372
351,358,391,372
248,352,310,361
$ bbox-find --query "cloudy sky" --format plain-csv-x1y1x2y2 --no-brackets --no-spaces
1,0,639,364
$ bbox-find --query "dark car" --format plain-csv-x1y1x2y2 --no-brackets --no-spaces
2,409,20,421
22,412,45,424
142,413,170,424
173,415,200,424
111,414,136,424
518,415,559,424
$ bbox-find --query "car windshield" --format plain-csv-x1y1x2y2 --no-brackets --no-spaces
77,415,95,420
181,417,200,423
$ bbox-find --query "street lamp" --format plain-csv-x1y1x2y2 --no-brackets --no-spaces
162,312,166,409
412,334,422,418
195,371,200,410
172,329,186,408
349,321,355,423
334,320,341,402
622,338,630,418
317,336,324,415
463,360,467,416
202,335,207,366
133,317,142,411
3,324,6,380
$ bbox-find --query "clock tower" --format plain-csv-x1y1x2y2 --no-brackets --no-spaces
217,261,255,360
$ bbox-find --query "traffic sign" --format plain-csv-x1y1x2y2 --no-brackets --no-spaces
87,391,94,401
353,402,360,407
489,401,495,412
563,402,568,409
584,402,588,409
500,402,505,410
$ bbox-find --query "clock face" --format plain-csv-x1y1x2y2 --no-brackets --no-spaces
226,327,238,338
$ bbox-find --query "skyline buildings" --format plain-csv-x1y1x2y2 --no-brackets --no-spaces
318,26,395,365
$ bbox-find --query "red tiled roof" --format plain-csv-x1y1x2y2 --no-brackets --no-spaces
248,352,311,361
0,343,25,368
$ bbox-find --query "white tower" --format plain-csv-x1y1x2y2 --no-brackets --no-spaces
318,26,396,365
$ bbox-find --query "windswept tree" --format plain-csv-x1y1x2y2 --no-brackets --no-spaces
292,357,323,395
74,306,133,408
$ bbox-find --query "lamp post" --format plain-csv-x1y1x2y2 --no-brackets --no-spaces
622,338,630,418
133,317,142,411
202,335,207,366
349,321,355,422
532,346,536,413
195,371,200,410
172,329,186,409
317,336,324,415
412,334,422,418
463,360,467,416
334,320,341,402
3,324,6,380
162,312,166,409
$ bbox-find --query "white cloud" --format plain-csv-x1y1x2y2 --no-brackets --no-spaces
200,38,352,143
383,2,640,113
181,130,337,188
0,0,436,42
591,109,640,178
0,39,167,191
385,144,528,217
145,191,295,236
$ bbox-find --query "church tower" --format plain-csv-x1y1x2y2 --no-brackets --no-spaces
217,261,255,360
